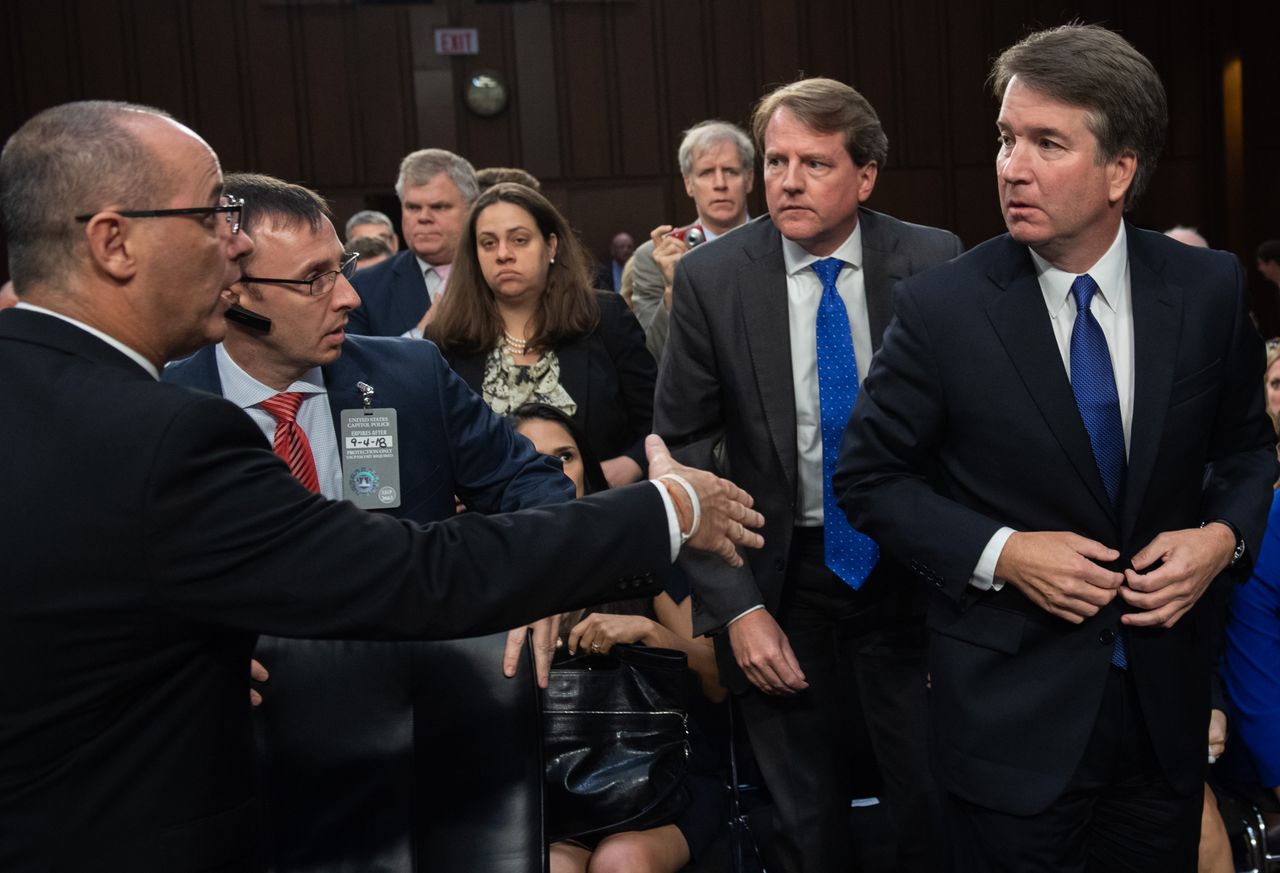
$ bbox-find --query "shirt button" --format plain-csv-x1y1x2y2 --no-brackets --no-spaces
1098,628,1115,645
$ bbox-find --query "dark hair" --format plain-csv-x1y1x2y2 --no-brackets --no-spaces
751,77,888,168
221,173,332,271
989,24,1167,211
508,402,608,496
0,101,173,289
428,183,599,357
476,166,542,191
1258,240,1280,265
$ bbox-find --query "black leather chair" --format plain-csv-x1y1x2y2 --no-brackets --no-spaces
253,632,546,873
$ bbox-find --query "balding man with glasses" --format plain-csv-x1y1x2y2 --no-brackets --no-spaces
0,102,764,873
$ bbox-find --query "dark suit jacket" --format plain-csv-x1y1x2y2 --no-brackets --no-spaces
164,335,568,873
834,226,1278,815
446,290,657,470
164,334,571,520
0,308,668,872
654,209,962,692
349,250,430,337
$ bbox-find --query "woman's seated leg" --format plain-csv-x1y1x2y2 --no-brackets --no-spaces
587,824,691,873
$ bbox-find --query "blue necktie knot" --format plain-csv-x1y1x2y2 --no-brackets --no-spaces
1071,273,1099,313
812,257,844,288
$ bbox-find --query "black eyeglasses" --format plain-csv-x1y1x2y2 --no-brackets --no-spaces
240,252,360,298
75,193,244,235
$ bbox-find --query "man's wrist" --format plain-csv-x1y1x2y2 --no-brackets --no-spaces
656,476,694,543
1202,519,1245,566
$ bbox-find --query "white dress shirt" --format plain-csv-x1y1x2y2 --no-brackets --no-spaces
404,259,453,339
783,223,874,527
972,223,1134,590
214,345,344,500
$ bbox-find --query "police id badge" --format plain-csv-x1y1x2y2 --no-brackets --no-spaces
340,404,402,509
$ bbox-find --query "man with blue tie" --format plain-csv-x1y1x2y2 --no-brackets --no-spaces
655,78,961,873
836,25,1278,871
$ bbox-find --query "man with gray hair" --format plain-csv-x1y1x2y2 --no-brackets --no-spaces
0,100,764,872
838,24,1275,870
344,208,399,253
348,148,478,337
631,120,755,360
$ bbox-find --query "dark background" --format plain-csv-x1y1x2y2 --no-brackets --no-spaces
3,0,1278,331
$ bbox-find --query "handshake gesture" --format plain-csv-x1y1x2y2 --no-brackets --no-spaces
646,434,764,564
505,434,765,686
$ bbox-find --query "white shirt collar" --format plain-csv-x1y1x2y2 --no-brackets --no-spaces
1029,223,1128,318
214,343,326,410
16,301,160,379
696,215,749,243
782,221,863,278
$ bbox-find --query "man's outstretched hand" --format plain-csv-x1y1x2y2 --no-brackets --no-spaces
646,435,764,567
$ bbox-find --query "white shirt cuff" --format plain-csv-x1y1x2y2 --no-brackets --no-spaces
727,604,765,626
970,526,1015,592
403,327,424,339
651,480,682,561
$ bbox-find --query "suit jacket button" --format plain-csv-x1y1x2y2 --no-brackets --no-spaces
774,559,786,572
1098,628,1115,645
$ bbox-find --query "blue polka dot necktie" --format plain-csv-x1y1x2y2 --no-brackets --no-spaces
1069,273,1127,668
812,257,879,589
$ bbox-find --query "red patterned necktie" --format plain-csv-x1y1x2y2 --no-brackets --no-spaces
259,392,321,493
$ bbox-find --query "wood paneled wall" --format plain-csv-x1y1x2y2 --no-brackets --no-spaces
3,0,1276,329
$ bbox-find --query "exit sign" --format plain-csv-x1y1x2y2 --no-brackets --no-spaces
435,28,479,55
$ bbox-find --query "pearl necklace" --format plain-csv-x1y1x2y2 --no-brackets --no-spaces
503,330,530,355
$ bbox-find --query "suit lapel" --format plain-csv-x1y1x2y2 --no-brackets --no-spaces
737,223,799,496
393,253,430,331
1121,232,1180,542
984,247,1119,523
858,209,910,353
321,356,360,447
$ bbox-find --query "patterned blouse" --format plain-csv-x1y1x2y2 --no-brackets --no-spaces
480,344,578,417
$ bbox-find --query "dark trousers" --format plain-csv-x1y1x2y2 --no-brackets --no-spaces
944,666,1202,873
737,527,943,873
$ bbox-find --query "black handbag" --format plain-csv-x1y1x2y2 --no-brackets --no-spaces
542,643,692,843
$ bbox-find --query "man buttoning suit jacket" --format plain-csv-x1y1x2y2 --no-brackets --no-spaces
836,26,1277,872
0,102,763,873
656,78,961,873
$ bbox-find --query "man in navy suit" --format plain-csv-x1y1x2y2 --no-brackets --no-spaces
348,149,477,338
165,172,570,871
837,25,1277,871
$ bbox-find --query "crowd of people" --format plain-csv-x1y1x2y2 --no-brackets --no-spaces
2,19,1279,873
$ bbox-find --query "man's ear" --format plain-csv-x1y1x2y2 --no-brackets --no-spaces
1107,150,1137,207
855,161,878,203
83,214,138,282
